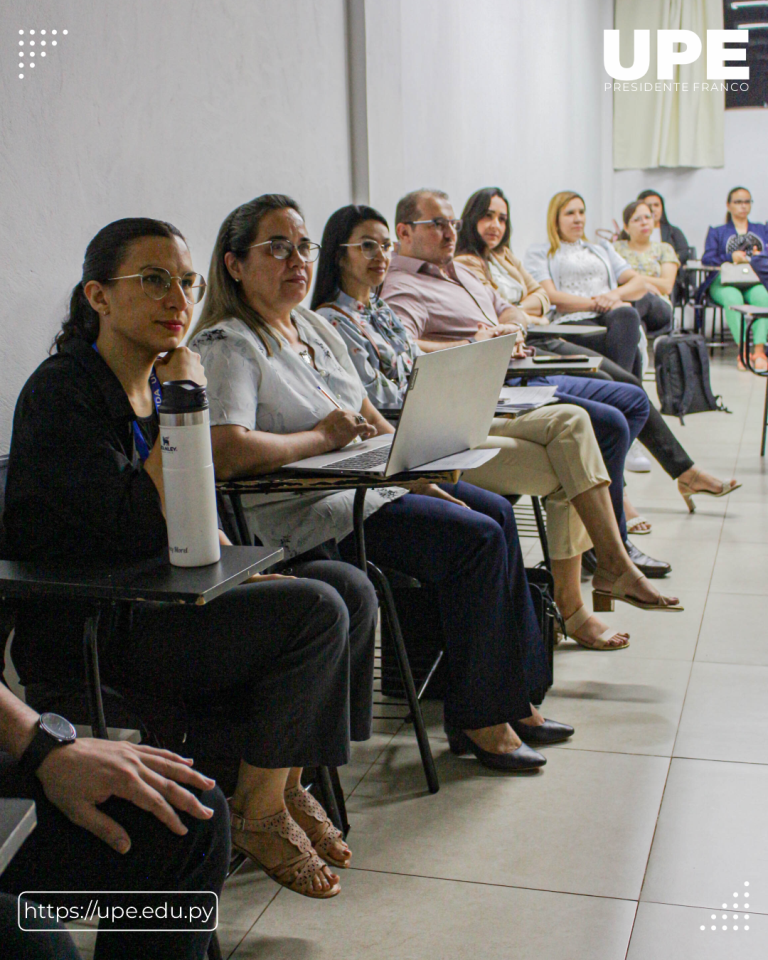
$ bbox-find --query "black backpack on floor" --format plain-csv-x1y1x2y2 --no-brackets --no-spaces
654,332,730,424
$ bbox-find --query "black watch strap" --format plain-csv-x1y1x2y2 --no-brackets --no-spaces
17,713,77,779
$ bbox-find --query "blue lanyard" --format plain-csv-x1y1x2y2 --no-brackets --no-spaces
92,344,162,462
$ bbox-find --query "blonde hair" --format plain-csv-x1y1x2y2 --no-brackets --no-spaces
191,194,304,355
546,191,585,256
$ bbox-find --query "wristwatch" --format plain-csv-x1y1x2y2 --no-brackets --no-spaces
17,713,77,778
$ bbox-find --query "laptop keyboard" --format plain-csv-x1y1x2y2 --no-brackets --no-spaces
333,446,391,470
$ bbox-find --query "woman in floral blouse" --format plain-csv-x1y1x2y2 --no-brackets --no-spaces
613,200,678,321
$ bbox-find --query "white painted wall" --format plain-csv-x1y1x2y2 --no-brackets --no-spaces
364,0,615,257
0,0,352,449
612,108,768,257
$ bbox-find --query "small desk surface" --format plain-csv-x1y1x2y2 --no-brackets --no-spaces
731,304,768,317
216,468,460,497
684,260,719,272
526,323,605,338
0,546,283,605
508,356,603,378
0,799,36,877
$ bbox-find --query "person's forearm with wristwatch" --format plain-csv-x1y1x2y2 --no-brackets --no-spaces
0,682,216,854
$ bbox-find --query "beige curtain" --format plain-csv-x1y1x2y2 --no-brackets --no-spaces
612,0,724,169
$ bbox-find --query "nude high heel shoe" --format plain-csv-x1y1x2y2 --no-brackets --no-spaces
592,567,683,613
677,468,741,514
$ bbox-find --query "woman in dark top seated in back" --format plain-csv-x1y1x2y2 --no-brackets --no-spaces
2,217,381,901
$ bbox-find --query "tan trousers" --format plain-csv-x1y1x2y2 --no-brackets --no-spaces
461,405,610,560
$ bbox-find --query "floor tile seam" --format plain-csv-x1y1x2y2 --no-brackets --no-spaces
223,887,282,955
634,730,678,915
639,896,767,915
346,723,406,800
670,752,768,766
668,532,719,758
548,745,676,759
706,588,768,597
341,864,642,902
692,656,768,667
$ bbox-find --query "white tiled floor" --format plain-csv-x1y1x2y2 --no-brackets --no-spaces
70,349,768,960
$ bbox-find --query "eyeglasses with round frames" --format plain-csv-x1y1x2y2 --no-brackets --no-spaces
340,239,394,259
249,239,321,262
108,267,206,304
404,218,462,232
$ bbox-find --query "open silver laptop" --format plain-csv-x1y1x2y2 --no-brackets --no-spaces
285,336,512,477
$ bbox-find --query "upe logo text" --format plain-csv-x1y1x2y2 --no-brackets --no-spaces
604,29,748,81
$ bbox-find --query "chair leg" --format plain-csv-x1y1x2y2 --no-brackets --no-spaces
762,378,768,457
83,608,109,740
314,765,345,835
207,931,224,960
367,561,439,794
530,496,551,571
328,765,350,836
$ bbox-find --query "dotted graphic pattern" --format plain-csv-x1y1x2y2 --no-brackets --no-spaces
17,28,68,79
699,882,751,932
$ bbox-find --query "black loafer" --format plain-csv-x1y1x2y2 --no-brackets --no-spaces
624,540,671,578
446,730,546,772
510,718,574,745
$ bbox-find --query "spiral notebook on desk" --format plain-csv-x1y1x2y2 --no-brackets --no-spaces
496,385,558,414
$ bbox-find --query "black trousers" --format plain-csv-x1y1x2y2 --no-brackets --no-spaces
339,484,550,731
0,757,229,960
537,338,694,479
107,567,377,769
633,291,673,336
562,304,642,376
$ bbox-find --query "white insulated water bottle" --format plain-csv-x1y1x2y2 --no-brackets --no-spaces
159,380,221,567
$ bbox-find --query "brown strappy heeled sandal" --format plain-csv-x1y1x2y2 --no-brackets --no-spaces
284,785,351,869
228,802,340,899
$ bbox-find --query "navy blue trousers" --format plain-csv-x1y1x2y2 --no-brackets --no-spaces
506,375,650,541
339,482,550,731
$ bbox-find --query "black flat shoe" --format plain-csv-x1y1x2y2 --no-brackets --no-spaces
446,730,546,772
510,718,574,745
624,540,671,578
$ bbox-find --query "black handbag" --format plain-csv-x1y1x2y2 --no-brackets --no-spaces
380,566,559,707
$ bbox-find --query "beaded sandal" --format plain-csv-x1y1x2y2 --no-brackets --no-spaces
284,785,351,869
228,802,340,899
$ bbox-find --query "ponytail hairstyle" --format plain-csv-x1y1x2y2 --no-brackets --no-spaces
191,194,303,355
311,204,389,311
618,200,653,241
546,191,585,255
52,218,186,353
726,186,751,224
456,187,512,260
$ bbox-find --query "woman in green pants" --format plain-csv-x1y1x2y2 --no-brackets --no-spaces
701,187,768,371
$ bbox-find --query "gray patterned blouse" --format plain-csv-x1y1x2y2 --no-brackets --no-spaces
190,306,406,558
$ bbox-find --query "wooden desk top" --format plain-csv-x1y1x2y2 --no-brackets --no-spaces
216,469,460,496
